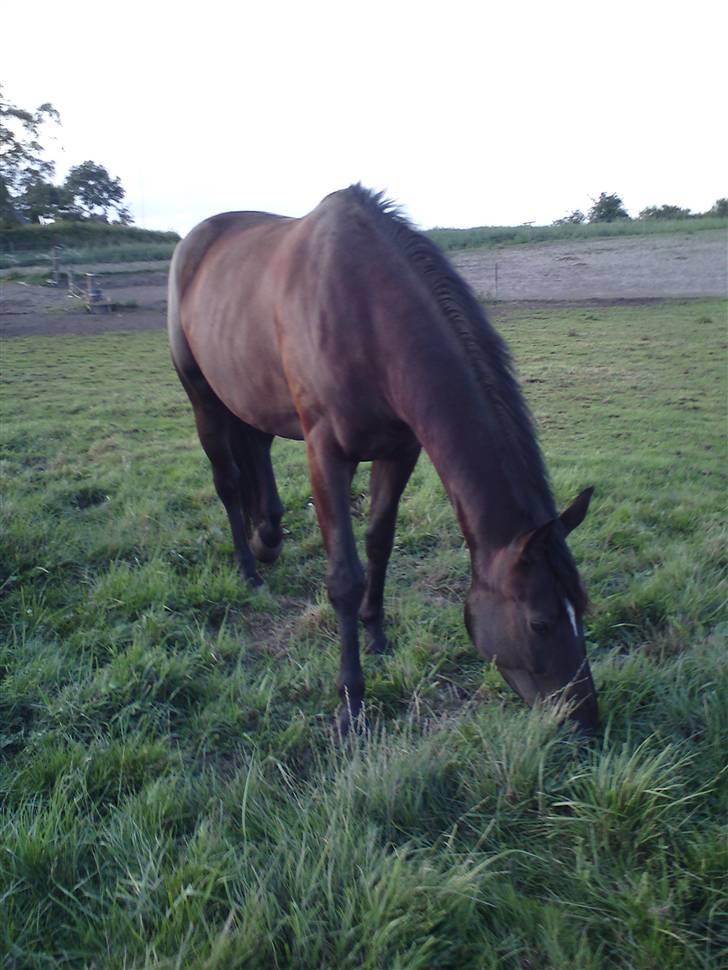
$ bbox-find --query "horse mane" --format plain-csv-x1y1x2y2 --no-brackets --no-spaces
344,183,558,527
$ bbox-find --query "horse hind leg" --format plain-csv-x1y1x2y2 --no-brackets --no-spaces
228,421,285,564
191,400,263,587
169,312,263,585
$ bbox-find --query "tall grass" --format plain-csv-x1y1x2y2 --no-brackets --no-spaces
0,300,726,967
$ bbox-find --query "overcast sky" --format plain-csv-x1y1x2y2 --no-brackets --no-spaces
4,0,726,235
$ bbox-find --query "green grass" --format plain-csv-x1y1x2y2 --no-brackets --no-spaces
1,300,726,968
428,216,728,251
0,221,178,252
0,241,176,272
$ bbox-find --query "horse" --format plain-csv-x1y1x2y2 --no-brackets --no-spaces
168,185,598,735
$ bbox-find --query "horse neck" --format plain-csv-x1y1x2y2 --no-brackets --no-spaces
401,368,554,573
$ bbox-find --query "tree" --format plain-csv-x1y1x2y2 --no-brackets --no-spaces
17,178,79,223
0,83,60,224
64,160,131,223
588,192,630,223
1,85,133,226
708,197,728,217
553,209,586,226
0,175,15,225
639,204,691,220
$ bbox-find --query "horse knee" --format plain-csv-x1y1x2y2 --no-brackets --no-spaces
327,565,365,615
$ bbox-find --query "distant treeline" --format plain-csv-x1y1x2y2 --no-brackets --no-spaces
0,221,179,253
427,215,728,252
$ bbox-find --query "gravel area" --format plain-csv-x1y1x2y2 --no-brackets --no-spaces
1,231,725,337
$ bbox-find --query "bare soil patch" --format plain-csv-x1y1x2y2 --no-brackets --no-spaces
1,231,725,337
451,229,727,301
0,270,168,337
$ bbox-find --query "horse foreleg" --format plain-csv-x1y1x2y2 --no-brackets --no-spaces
359,444,421,653
305,430,366,735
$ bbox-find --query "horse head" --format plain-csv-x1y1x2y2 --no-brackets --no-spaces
465,488,598,732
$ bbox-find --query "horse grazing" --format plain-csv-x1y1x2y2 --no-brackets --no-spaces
168,185,598,734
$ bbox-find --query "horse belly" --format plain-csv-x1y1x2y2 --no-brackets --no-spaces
184,309,304,439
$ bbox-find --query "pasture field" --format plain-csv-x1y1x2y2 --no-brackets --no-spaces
0,299,726,968
428,215,728,251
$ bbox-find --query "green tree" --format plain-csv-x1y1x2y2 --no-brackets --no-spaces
708,197,728,217
588,192,630,223
553,209,586,225
0,83,60,225
639,204,691,219
17,178,78,223
64,160,131,223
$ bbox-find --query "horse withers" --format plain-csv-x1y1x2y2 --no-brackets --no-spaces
168,185,598,735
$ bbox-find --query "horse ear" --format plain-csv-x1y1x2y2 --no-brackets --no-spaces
514,486,594,563
560,486,594,536
514,519,556,564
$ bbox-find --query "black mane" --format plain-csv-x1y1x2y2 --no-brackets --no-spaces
346,183,557,526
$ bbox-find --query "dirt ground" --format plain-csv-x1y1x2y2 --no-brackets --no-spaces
1,230,725,338
0,270,168,337
451,229,727,302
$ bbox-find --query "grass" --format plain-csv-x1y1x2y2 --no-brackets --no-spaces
1,299,726,968
0,221,178,253
0,242,176,272
428,216,728,251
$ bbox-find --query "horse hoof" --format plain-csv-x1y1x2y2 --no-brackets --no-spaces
244,570,264,589
362,621,392,655
250,530,283,564
336,705,369,740
366,634,392,656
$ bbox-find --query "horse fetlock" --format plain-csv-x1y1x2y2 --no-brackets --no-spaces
364,626,392,655
335,677,366,738
359,608,389,654
236,558,264,588
336,670,365,699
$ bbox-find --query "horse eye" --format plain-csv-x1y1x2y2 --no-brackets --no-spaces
530,620,551,636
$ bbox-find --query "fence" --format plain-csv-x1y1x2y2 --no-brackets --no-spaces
51,247,110,312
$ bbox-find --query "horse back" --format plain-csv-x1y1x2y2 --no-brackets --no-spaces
168,194,442,457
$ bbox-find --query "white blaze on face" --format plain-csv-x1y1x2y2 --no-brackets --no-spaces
565,599,579,637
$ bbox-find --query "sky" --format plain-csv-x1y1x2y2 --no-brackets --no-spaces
4,0,726,235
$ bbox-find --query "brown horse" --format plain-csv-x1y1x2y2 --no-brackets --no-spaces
168,185,598,734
